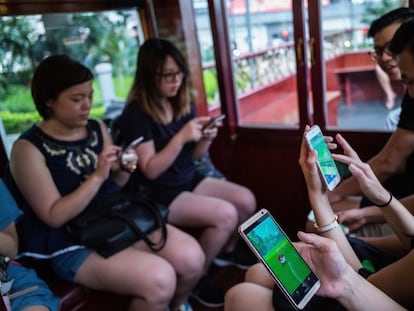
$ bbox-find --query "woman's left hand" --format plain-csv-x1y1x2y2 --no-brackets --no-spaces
201,126,218,140
299,125,327,194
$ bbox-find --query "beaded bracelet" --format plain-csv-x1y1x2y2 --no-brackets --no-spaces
314,215,339,233
374,191,393,208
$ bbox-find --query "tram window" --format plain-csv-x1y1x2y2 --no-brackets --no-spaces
0,9,143,150
194,0,408,131
194,0,301,128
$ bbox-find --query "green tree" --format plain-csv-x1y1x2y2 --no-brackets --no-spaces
0,16,36,98
72,11,137,77
361,0,403,25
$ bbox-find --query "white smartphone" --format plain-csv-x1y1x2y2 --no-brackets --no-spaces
305,125,341,191
118,136,143,161
203,114,226,131
239,209,320,310
123,136,144,151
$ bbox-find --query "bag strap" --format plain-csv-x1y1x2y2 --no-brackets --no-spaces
112,200,167,251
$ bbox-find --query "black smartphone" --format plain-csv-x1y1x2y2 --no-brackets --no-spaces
239,209,320,310
203,114,226,131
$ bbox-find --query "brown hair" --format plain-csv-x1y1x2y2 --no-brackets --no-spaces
127,38,191,124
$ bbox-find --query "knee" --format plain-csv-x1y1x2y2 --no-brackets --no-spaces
236,188,256,216
175,238,205,279
141,265,176,305
224,284,245,311
215,202,239,231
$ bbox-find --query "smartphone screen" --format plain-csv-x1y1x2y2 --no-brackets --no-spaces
305,125,341,191
239,209,320,310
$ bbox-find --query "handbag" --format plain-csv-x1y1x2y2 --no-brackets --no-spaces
67,191,169,258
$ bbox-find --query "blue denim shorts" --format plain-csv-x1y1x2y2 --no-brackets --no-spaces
8,263,60,311
50,248,92,283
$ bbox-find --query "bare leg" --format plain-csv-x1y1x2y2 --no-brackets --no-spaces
193,177,257,252
169,191,239,273
225,265,274,311
245,263,274,288
74,225,204,311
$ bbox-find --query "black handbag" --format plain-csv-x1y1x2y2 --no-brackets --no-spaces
67,191,168,258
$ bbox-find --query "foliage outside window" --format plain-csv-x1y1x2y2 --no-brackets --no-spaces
0,9,142,134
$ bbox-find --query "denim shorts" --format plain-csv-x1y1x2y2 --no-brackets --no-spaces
50,248,92,283
8,263,60,311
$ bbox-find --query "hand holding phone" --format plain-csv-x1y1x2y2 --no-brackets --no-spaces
118,136,143,166
305,125,341,191
203,114,226,131
239,209,320,310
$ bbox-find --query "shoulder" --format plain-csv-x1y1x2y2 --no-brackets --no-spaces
11,135,42,159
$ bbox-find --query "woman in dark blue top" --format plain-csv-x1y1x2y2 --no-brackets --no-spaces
7,54,205,311
118,38,257,307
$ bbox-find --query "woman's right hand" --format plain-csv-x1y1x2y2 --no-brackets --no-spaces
178,117,210,143
93,145,122,181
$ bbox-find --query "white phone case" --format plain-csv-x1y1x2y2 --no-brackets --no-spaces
305,125,341,191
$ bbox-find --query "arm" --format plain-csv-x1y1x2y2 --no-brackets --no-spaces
10,138,120,228
333,134,414,251
0,224,18,258
136,116,210,180
359,235,406,257
329,128,414,203
368,250,414,309
192,125,218,160
299,126,362,270
296,232,406,311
